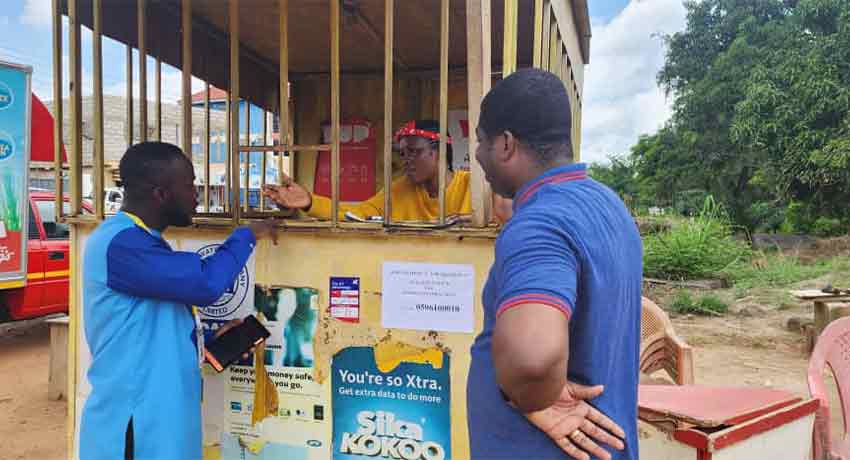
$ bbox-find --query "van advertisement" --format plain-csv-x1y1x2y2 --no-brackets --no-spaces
0,62,31,282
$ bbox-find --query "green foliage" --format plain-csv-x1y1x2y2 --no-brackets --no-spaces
748,201,786,232
811,217,847,237
589,155,640,205
670,291,729,316
621,0,850,231
780,201,815,234
644,196,750,279
673,190,711,217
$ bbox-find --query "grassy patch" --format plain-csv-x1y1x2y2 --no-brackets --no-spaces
644,197,750,280
670,291,730,316
724,253,849,290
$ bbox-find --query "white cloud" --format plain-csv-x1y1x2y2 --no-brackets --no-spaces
31,54,95,102
20,0,52,27
580,0,687,164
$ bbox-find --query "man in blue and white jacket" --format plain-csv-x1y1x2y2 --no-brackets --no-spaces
79,142,277,459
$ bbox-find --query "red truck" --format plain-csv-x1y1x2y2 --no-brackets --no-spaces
0,190,92,321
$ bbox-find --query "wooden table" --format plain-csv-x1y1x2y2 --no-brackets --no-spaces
790,290,850,350
45,315,69,401
638,385,818,460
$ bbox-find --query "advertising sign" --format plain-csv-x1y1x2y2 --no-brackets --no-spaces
204,285,331,460
0,62,31,284
316,119,377,202
332,346,451,460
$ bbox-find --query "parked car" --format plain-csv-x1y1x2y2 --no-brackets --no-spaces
0,189,92,321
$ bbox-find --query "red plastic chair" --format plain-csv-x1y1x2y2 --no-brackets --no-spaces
808,316,850,460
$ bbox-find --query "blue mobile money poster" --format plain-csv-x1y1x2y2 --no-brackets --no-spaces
0,63,30,280
332,346,450,460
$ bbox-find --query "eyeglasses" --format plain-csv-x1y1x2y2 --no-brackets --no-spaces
398,141,438,160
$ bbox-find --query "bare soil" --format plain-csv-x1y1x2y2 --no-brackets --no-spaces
0,320,67,460
1,280,846,458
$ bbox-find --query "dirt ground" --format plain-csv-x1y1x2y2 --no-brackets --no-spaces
0,283,845,459
0,320,67,460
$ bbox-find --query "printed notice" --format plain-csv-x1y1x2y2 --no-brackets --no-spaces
381,262,474,333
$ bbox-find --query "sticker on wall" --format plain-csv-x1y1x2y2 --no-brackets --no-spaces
330,277,360,323
332,346,451,460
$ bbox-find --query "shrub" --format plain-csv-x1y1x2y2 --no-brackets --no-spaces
644,196,750,280
670,291,729,315
811,217,847,238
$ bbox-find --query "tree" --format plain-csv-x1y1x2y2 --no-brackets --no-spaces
626,0,850,231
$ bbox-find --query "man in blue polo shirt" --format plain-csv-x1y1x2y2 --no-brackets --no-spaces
79,142,277,459
468,69,642,459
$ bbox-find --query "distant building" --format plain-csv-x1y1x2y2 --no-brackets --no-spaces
34,91,285,211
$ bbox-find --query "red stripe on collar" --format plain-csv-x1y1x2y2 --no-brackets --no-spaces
515,170,587,206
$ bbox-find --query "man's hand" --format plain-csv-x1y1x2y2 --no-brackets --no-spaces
262,174,312,210
247,219,278,245
522,381,625,460
214,318,255,360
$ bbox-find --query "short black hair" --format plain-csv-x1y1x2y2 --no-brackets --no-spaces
479,68,573,164
407,119,454,171
119,142,190,194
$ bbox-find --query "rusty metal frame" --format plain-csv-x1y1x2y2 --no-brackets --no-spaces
53,0,571,233
93,0,105,219
138,0,147,142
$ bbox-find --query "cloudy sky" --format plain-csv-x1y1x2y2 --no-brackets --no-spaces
0,0,687,164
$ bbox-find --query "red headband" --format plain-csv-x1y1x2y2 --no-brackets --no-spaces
393,121,453,145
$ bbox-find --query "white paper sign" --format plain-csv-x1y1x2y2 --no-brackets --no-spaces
381,261,475,333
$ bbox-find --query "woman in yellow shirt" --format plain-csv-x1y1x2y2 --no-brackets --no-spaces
262,120,471,222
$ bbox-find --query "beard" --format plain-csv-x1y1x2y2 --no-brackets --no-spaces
165,201,193,227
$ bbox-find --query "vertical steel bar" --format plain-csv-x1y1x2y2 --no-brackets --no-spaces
541,1,551,71
138,0,147,141
382,0,394,225
204,82,211,212
467,0,492,227
438,0,449,224
225,92,230,212
155,57,162,141
330,0,340,226
68,0,83,216
52,0,63,217
126,44,133,148
532,0,543,68
93,0,105,220
502,0,517,76
182,0,192,157
279,0,289,184
243,102,250,212
230,0,240,225
260,110,267,211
